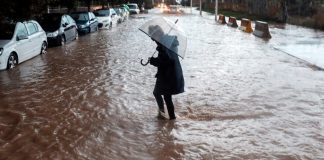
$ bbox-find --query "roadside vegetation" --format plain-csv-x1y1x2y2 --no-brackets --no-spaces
200,0,324,31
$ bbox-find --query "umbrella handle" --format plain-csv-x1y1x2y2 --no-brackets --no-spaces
141,51,157,66
140,58,150,66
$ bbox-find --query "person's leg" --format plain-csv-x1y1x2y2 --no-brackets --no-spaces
164,94,176,120
153,91,164,112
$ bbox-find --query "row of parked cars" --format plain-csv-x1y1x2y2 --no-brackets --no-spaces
0,3,141,71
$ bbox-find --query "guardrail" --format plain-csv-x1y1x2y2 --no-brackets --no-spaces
227,17,238,27
253,21,272,38
238,18,253,33
216,15,271,39
217,14,227,24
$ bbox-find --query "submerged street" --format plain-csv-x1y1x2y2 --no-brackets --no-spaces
1,8,324,159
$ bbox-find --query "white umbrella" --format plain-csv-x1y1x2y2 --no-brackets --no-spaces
139,17,187,65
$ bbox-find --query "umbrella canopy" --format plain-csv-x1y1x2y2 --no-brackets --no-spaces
139,17,187,59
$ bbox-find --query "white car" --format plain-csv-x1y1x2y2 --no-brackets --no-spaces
94,9,118,29
118,7,128,21
0,20,47,70
127,3,140,14
121,7,129,20
114,8,124,23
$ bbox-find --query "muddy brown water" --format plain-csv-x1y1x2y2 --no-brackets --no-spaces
1,9,324,159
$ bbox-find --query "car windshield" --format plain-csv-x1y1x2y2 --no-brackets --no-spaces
127,4,137,9
94,10,110,17
114,9,121,14
39,14,61,32
0,22,15,40
71,13,89,22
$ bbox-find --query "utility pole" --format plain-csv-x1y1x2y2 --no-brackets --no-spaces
199,0,202,15
190,0,192,13
215,0,218,20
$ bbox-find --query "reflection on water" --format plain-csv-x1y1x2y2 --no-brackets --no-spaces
1,9,324,159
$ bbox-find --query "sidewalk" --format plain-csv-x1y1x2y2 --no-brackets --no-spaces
270,25,324,69
184,7,324,69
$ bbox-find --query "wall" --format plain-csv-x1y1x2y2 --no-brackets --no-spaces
214,0,286,22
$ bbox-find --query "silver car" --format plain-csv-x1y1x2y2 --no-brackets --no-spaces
0,20,47,70
127,3,140,14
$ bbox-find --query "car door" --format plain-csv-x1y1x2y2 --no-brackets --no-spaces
61,15,72,41
110,9,117,26
89,12,97,31
26,22,43,59
15,22,33,63
66,15,77,39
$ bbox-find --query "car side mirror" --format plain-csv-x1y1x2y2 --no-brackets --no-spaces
90,18,95,21
17,34,28,41
62,22,69,27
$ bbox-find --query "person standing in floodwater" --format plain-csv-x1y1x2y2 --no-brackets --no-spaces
149,39,184,120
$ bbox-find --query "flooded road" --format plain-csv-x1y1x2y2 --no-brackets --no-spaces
1,8,324,159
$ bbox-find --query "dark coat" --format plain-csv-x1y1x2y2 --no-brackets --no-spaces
150,45,184,95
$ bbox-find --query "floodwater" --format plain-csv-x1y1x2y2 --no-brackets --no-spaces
1,8,324,159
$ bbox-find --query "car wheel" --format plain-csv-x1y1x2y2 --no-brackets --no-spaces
40,42,47,54
60,35,66,46
6,53,18,70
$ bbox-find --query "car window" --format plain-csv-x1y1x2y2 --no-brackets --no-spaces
90,13,95,19
71,13,89,21
33,23,39,32
66,15,75,24
111,9,116,15
62,16,69,25
94,10,110,17
16,22,28,37
127,4,138,9
26,22,38,35
114,8,121,14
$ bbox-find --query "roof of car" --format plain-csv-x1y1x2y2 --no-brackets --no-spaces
71,11,91,14
95,8,111,10
43,13,64,16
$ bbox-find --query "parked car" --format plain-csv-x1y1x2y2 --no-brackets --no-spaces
160,3,170,13
118,7,128,21
113,8,123,23
127,3,140,14
94,8,118,29
121,7,130,20
39,13,78,46
70,12,98,34
0,20,47,70
168,5,181,14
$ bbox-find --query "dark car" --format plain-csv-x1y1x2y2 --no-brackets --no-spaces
70,12,98,34
39,13,78,46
